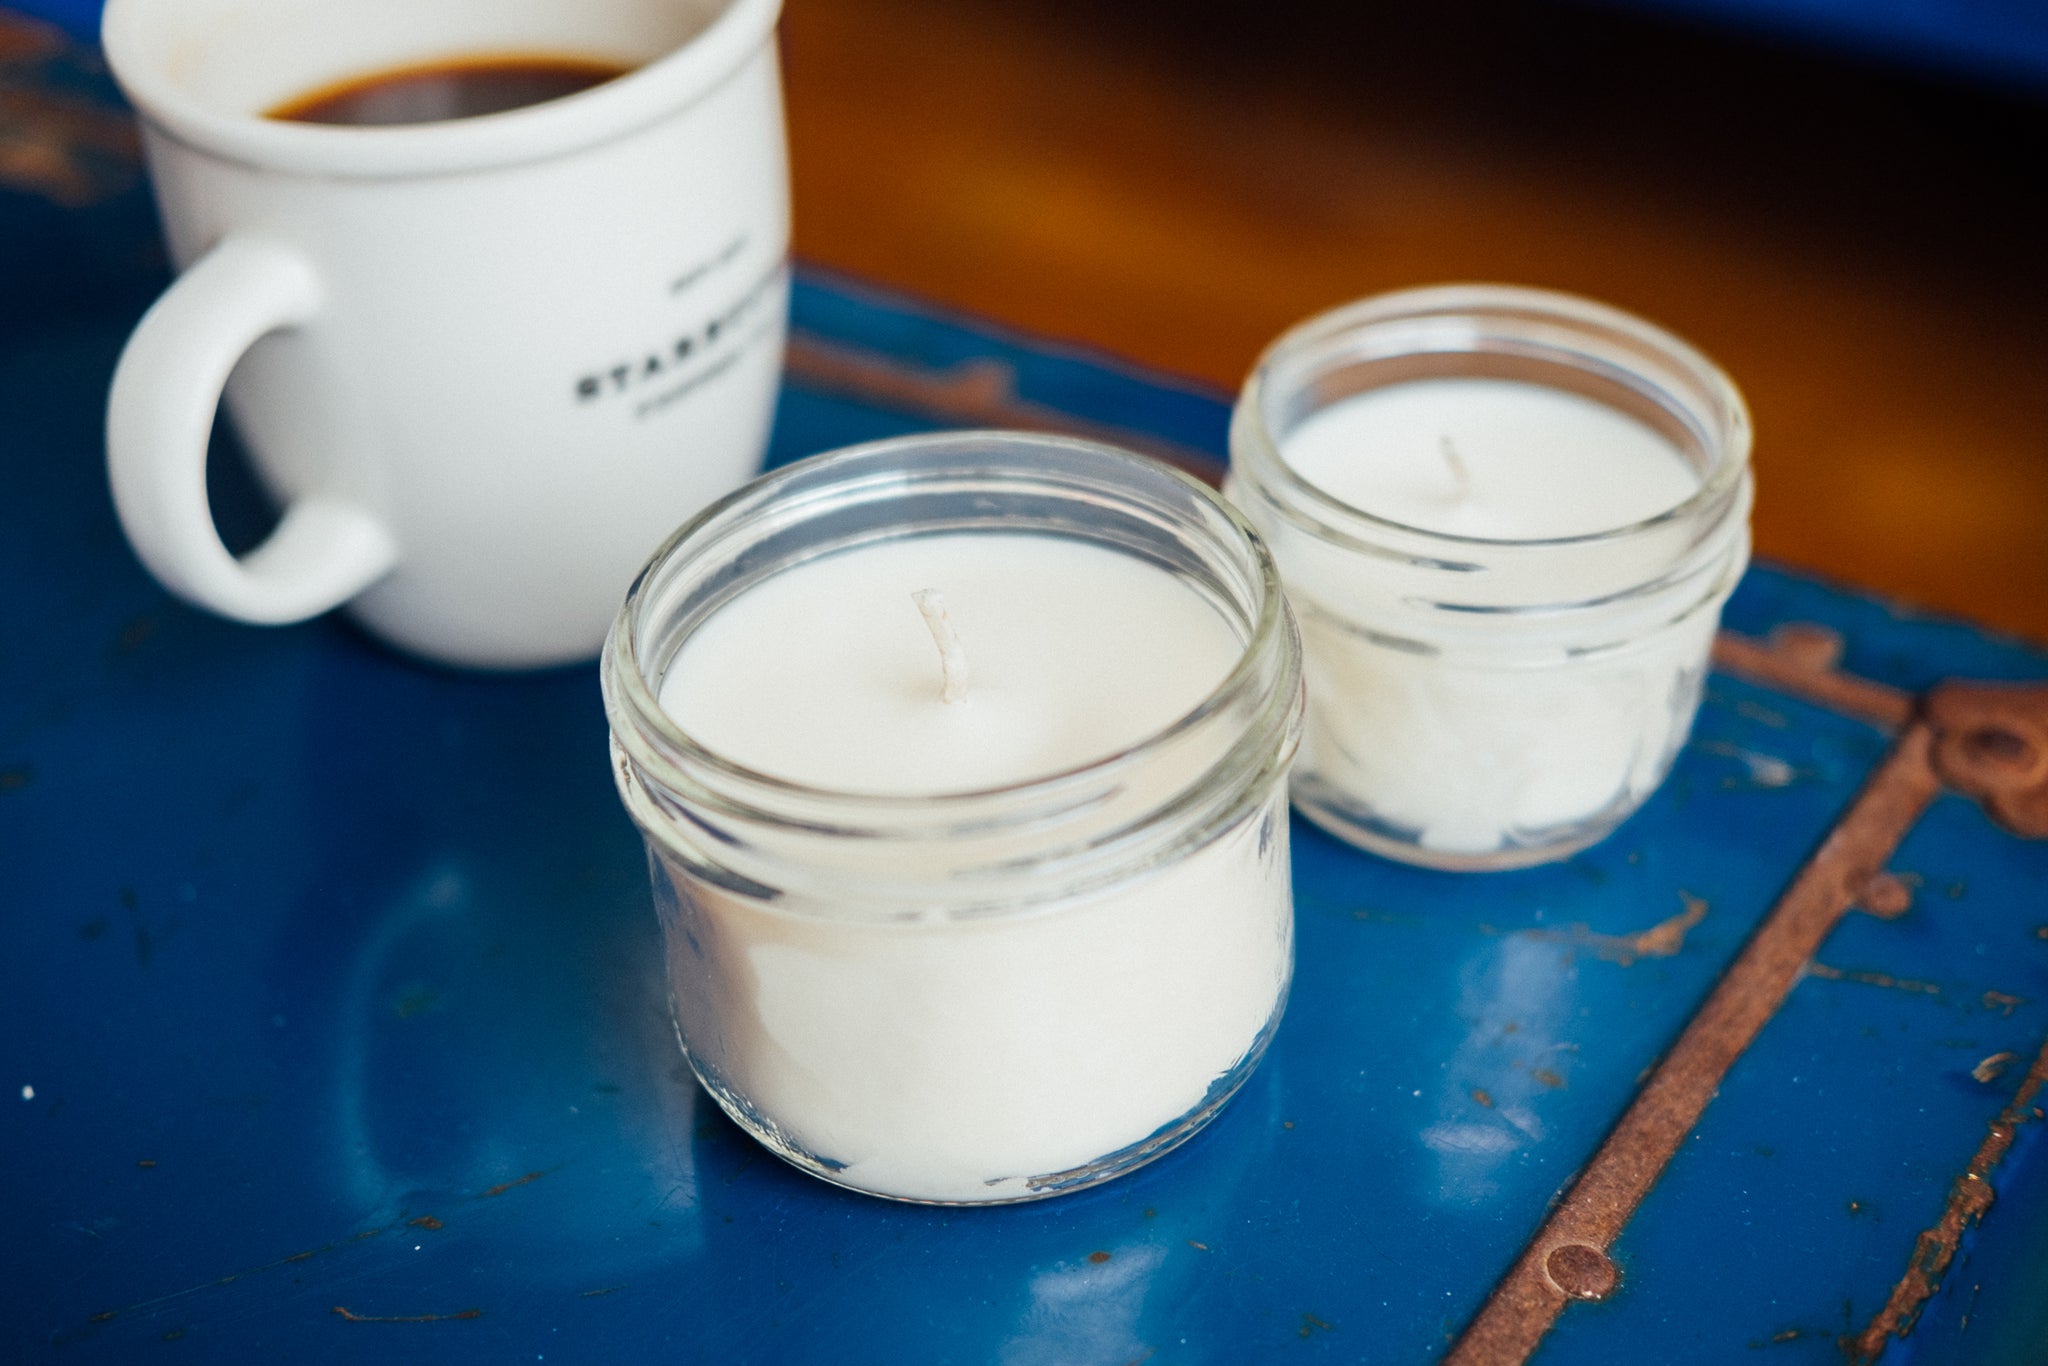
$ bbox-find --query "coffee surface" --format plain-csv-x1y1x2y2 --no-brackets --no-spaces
268,55,631,126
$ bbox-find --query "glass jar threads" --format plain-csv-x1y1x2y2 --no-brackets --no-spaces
603,431,1304,1202
1227,285,1753,871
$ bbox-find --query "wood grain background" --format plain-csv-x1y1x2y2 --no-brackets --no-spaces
780,0,2048,644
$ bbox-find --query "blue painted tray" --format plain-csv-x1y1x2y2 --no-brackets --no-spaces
4,22,2047,1364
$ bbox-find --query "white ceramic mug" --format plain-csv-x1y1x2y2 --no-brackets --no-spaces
103,0,789,668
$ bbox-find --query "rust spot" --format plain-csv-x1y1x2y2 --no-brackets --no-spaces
581,1285,624,1298
1472,1089,1496,1109
1972,1052,2017,1084
136,1159,156,1168
1983,991,2025,1016
1300,1313,1334,1337
1847,1201,1864,1217
1543,1245,1618,1301
1766,623,1843,672
1844,1039,2048,1363
1636,894,1709,957
284,1250,314,1263
1772,1329,1802,1343
0,12,65,60
0,80,142,206
1531,1068,1566,1090
1525,893,1708,966
1965,728,2029,765
479,1171,544,1198
0,766,30,790
1851,872,1916,919
88,1311,115,1324
1186,1239,1209,1252
1087,1250,1112,1265
1807,963,1940,996
332,1305,483,1324
408,1215,443,1231
1924,681,2048,838
1282,1119,1295,1129
2035,926,2048,940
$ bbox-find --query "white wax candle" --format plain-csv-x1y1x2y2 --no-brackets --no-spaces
662,534,1239,792
1281,378,1698,538
1265,379,1717,862
650,532,1292,1201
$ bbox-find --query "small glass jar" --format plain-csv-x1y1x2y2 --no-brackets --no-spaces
602,431,1304,1204
1227,285,1753,871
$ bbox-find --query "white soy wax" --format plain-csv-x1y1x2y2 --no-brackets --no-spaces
661,536,1241,795
1280,379,1699,540
1228,286,1752,869
1277,382,1705,858
605,434,1304,1203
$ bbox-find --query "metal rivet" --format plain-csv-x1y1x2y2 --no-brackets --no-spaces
1545,1243,1619,1301
1963,726,2033,768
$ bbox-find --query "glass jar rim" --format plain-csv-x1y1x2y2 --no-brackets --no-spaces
603,429,1300,825
1232,282,1754,553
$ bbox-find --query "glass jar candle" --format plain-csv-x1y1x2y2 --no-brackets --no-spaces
1227,285,1753,871
603,431,1304,1203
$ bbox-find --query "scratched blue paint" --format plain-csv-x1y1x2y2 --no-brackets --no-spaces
1545,789,2048,1364
1907,1085,2048,1364
5,78,2048,1363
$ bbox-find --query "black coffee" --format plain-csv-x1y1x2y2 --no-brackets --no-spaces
268,55,632,126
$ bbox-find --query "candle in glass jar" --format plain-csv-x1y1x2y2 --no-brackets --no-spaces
651,535,1287,1202
606,435,1303,1204
1228,286,1752,870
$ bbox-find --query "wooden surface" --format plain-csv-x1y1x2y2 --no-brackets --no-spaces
781,0,2048,644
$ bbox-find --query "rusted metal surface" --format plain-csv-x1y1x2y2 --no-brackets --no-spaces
782,330,1225,484
1851,870,1916,918
1925,680,2048,839
1842,1038,2048,1364
1512,893,1710,966
1443,725,1944,1366
0,12,139,206
1448,673,2048,1365
1711,624,1916,730
1543,1243,1620,1302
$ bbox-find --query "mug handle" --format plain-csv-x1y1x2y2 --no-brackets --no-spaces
107,235,399,624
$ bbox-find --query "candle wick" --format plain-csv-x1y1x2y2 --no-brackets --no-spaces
1439,435,1472,498
912,589,970,704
